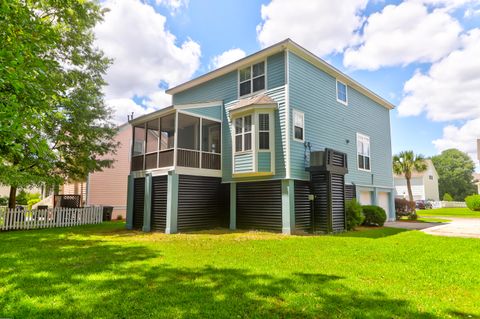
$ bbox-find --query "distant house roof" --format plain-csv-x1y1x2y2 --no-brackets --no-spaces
166,38,395,110
229,94,277,112
394,159,437,179
474,173,480,183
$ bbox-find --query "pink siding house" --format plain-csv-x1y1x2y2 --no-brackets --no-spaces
86,123,131,219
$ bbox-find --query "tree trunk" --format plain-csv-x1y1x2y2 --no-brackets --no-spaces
8,186,17,209
406,177,414,203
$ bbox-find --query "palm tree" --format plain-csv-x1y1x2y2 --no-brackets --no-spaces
393,151,428,203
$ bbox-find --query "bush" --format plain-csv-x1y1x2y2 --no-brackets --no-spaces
443,193,453,201
0,196,8,206
27,198,41,210
345,199,364,230
395,198,416,220
362,205,387,226
465,195,480,212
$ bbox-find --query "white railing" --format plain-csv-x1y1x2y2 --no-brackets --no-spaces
0,206,103,231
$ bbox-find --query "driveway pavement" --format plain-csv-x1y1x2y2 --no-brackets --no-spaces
386,217,480,238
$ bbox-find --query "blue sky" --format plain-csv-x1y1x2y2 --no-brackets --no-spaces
95,0,480,168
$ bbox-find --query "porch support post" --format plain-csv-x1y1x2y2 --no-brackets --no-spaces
281,179,295,234
372,187,379,206
126,174,134,230
229,182,236,230
142,173,152,232
388,191,396,221
166,171,179,234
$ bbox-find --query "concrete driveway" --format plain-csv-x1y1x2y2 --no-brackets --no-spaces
386,217,480,239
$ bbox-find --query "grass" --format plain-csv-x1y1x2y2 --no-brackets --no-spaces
418,207,480,218
1,223,480,318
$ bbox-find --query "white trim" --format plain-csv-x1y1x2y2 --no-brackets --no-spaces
336,79,348,106
292,109,305,142
356,132,371,172
238,59,267,99
174,100,223,109
130,107,175,126
177,110,221,124
285,49,291,179
173,111,178,167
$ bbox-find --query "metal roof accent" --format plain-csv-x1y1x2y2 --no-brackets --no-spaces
229,94,277,112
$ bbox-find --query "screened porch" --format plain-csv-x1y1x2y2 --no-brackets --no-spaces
131,111,221,172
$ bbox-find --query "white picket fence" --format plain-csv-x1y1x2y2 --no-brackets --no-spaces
0,206,103,231
431,201,467,209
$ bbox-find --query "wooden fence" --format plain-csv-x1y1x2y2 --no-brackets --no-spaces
0,206,103,231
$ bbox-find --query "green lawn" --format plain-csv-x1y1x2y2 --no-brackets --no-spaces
418,207,480,218
1,223,480,318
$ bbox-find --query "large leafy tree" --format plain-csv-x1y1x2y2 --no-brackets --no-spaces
393,151,428,202
431,149,476,201
0,1,117,208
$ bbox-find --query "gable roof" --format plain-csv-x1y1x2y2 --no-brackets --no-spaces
229,94,277,112
166,38,395,110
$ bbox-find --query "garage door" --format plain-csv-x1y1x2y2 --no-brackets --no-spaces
378,192,390,218
359,191,372,205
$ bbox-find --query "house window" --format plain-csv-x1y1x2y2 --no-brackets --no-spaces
336,80,348,105
235,115,252,152
429,175,433,180
259,113,270,150
293,110,304,141
239,61,265,97
357,133,370,171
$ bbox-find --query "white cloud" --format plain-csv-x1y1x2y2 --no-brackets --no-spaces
398,28,480,121
343,1,462,70
155,0,189,14
411,0,479,11
107,98,158,125
95,0,200,121
256,0,368,56
210,48,246,69
433,118,480,164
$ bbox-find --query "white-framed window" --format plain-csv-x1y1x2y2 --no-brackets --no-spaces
336,80,348,105
239,61,265,97
234,115,252,152
258,113,270,150
293,110,304,142
357,133,370,171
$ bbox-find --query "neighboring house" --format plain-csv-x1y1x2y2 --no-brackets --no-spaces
127,39,395,234
86,123,131,219
394,159,440,201
474,173,480,195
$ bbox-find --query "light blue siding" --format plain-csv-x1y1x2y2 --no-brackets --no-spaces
288,51,393,188
181,105,222,121
172,71,238,105
234,153,253,173
267,52,285,89
258,152,271,172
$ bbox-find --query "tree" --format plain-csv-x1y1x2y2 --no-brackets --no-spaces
0,1,117,208
431,149,476,201
393,151,428,203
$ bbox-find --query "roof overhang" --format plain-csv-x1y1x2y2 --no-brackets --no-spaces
166,39,395,111
129,105,174,126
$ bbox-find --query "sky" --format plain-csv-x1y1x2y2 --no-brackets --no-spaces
94,0,480,169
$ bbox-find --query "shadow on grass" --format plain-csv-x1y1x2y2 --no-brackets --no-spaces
0,225,453,318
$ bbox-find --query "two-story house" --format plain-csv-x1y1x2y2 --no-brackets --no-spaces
126,39,395,234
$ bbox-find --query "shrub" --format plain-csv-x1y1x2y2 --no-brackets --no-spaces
395,198,415,220
0,196,8,206
345,199,364,230
27,198,41,210
362,205,387,226
465,195,480,212
443,193,453,201
116,215,123,221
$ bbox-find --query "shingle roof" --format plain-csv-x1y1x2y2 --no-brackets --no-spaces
229,94,277,112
